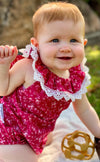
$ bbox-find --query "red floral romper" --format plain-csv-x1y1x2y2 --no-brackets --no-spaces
0,44,91,154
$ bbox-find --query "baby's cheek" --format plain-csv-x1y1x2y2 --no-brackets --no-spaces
78,48,85,59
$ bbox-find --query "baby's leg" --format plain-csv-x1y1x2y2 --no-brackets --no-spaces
0,144,38,162
46,132,53,146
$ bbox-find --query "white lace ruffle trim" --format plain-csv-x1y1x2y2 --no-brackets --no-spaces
23,44,91,102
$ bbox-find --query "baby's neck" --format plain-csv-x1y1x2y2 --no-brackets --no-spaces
49,69,70,79
58,70,70,79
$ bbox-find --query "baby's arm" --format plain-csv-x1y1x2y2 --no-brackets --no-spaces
72,94,100,138
0,45,31,96
0,45,17,95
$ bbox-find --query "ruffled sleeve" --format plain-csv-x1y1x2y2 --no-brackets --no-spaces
23,44,91,102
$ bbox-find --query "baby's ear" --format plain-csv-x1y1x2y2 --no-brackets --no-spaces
30,37,39,47
84,39,88,46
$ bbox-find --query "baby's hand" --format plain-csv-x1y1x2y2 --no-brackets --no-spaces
0,45,18,64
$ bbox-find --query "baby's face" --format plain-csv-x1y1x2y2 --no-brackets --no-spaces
37,19,87,78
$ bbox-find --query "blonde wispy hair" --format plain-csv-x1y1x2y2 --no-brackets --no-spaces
32,2,85,38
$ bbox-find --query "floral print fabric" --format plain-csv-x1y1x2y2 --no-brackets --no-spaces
0,44,91,154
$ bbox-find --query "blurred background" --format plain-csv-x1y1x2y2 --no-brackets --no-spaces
0,0,100,47
0,0,100,115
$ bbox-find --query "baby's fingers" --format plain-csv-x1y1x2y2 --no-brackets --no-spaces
8,46,16,56
0,45,13,57
0,46,5,58
13,46,18,55
5,45,10,57
0,45,18,58
9,46,18,56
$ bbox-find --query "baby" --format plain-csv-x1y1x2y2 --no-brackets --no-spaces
0,2,100,162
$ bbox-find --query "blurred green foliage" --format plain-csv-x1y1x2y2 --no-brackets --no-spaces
85,45,100,116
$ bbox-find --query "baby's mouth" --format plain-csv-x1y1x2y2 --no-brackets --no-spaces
58,57,72,60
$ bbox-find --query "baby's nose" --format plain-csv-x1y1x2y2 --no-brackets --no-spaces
60,46,71,53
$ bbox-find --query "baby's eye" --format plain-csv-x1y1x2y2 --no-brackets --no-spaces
70,39,78,43
51,39,59,43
